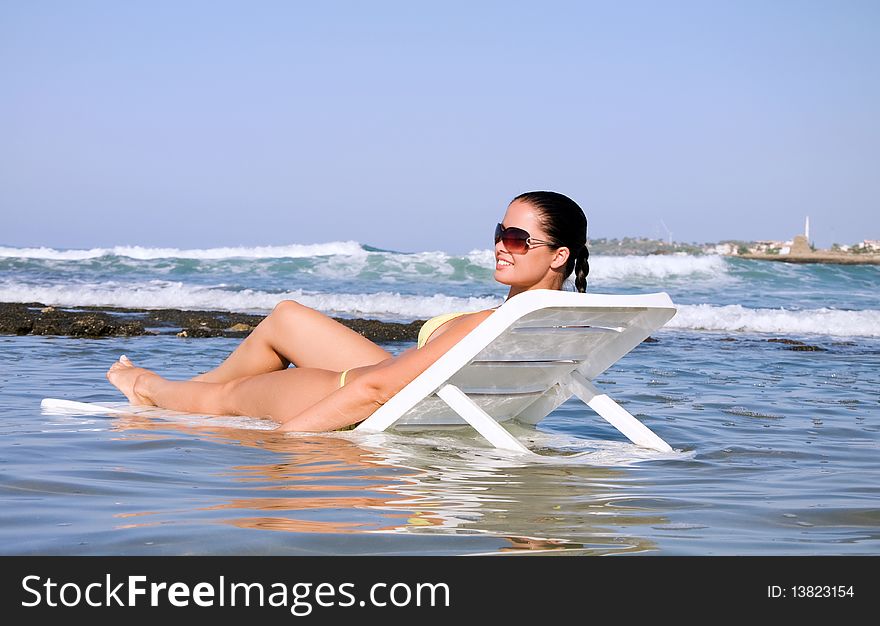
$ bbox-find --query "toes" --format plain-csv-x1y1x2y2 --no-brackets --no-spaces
107,360,130,378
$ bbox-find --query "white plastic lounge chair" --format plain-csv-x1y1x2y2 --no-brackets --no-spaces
355,289,677,454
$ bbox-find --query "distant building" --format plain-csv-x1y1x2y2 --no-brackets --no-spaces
749,239,791,254
707,242,737,255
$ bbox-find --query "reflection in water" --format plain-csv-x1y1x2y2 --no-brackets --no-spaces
104,411,668,554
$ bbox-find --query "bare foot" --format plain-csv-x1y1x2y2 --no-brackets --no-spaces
106,355,157,406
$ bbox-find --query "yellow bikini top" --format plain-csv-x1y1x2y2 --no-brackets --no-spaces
417,303,504,349
417,311,472,348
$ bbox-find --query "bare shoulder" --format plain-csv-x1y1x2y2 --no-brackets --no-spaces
466,308,496,323
430,308,495,343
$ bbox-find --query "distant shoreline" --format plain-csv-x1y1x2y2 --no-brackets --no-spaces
733,253,880,265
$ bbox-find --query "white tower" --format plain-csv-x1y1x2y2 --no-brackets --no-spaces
805,216,810,241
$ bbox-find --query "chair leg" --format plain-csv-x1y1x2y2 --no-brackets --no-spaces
435,384,531,453
567,371,673,452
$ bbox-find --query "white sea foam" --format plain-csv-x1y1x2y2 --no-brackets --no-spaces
670,304,880,338
588,254,729,282
375,250,459,277
0,241,366,260
3,242,731,284
3,280,879,336
466,249,496,267
0,281,500,319
313,248,460,281
467,250,730,283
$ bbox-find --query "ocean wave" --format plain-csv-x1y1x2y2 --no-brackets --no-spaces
2,243,730,282
467,250,730,283
670,304,880,338
588,254,729,282
0,241,366,260
0,281,500,319
2,280,878,336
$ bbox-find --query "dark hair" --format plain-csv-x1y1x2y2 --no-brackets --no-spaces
513,191,589,292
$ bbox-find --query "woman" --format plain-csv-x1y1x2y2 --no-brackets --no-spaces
106,191,590,432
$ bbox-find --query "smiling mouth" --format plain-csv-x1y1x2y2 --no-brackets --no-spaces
496,258,513,267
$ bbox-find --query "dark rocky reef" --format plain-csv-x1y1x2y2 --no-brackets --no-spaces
766,338,826,352
0,302,423,342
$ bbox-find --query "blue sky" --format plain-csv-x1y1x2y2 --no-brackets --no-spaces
1,0,877,253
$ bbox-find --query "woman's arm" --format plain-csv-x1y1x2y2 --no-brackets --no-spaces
276,310,494,432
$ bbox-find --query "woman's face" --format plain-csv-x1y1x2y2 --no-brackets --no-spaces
494,200,568,292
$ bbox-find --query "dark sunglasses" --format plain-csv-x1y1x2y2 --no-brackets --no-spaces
494,223,556,254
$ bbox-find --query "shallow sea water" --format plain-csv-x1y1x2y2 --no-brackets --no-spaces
2,330,878,555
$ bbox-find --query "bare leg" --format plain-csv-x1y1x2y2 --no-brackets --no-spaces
108,355,341,423
191,300,392,384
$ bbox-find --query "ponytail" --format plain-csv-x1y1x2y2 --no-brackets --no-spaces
573,244,590,293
